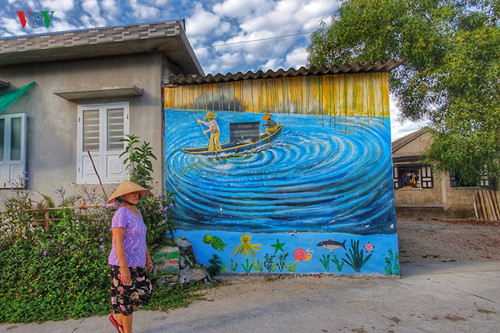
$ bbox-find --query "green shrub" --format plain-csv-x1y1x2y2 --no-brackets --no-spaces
0,207,112,322
120,134,176,247
0,135,198,323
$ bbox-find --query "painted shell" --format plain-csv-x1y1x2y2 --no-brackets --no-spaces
293,249,312,261
293,248,312,261
211,236,227,251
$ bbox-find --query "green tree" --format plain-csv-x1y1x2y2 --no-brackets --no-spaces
308,0,499,185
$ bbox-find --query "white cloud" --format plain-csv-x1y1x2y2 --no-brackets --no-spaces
127,0,160,20
204,51,244,74
47,19,80,32
39,0,75,13
213,0,272,18
186,3,231,37
0,18,26,37
285,46,307,69
262,58,281,71
389,97,426,140
150,0,169,5
240,0,337,35
194,47,210,61
216,31,293,61
81,0,107,26
191,0,338,73
101,0,120,17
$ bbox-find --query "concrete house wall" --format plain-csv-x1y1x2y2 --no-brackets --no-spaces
0,53,165,196
393,130,500,219
0,21,202,199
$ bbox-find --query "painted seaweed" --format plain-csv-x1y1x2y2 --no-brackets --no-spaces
384,249,400,276
275,253,289,272
285,262,297,272
320,254,331,271
331,255,345,272
241,258,254,273
253,259,264,272
230,259,238,272
264,253,276,273
342,240,372,273
207,254,223,276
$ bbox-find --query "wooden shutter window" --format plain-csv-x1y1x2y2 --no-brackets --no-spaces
107,108,124,151
393,166,400,189
82,109,100,152
420,166,433,188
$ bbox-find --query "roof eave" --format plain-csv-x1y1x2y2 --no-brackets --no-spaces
0,21,203,76
166,59,407,86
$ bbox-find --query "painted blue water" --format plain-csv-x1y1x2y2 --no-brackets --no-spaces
174,229,399,275
165,109,396,235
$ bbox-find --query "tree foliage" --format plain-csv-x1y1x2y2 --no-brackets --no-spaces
307,0,499,185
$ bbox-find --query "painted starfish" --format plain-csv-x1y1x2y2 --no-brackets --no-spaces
271,239,286,254
364,242,375,252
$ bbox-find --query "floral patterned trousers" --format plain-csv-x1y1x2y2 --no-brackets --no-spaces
109,265,152,316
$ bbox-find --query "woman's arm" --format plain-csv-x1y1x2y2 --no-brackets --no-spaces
145,248,153,272
112,227,131,285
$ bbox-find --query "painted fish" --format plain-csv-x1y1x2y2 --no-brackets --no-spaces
316,239,346,253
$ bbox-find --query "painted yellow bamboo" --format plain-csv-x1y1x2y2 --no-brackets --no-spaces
163,72,391,118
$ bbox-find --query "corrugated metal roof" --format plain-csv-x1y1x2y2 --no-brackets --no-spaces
166,59,407,86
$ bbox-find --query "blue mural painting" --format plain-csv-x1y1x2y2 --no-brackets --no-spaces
164,73,399,275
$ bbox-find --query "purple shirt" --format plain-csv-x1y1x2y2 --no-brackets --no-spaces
108,206,147,267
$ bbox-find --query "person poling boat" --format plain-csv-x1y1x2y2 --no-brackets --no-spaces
262,113,278,135
182,123,283,156
196,111,221,151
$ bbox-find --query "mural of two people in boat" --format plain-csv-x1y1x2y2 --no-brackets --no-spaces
184,112,283,156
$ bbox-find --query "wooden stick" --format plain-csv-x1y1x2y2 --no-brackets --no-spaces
474,191,480,220
87,151,108,201
194,115,209,140
485,190,497,221
26,205,100,212
478,190,486,220
491,191,500,220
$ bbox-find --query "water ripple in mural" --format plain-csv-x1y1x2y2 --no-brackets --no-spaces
165,110,396,235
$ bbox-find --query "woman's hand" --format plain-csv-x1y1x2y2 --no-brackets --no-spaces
146,256,154,272
118,266,131,285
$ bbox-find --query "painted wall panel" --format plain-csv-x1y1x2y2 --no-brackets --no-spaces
164,73,399,275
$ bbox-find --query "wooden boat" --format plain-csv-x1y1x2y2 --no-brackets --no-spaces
181,124,283,156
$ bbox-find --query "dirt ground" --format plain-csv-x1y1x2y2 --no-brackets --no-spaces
397,218,500,263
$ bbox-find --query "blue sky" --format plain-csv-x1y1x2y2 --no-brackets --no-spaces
0,0,425,139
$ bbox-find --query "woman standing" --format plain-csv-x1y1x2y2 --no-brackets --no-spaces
107,180,154,333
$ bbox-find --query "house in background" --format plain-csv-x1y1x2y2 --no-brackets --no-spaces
392,128,499,219
0,21,202,198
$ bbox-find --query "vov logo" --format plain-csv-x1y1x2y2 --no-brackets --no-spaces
17,11,55,28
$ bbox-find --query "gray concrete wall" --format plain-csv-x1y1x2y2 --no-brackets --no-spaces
0,52,166,201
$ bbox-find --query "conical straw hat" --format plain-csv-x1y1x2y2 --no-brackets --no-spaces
203,111,217,119
262,113,272,120
108,180,150,203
